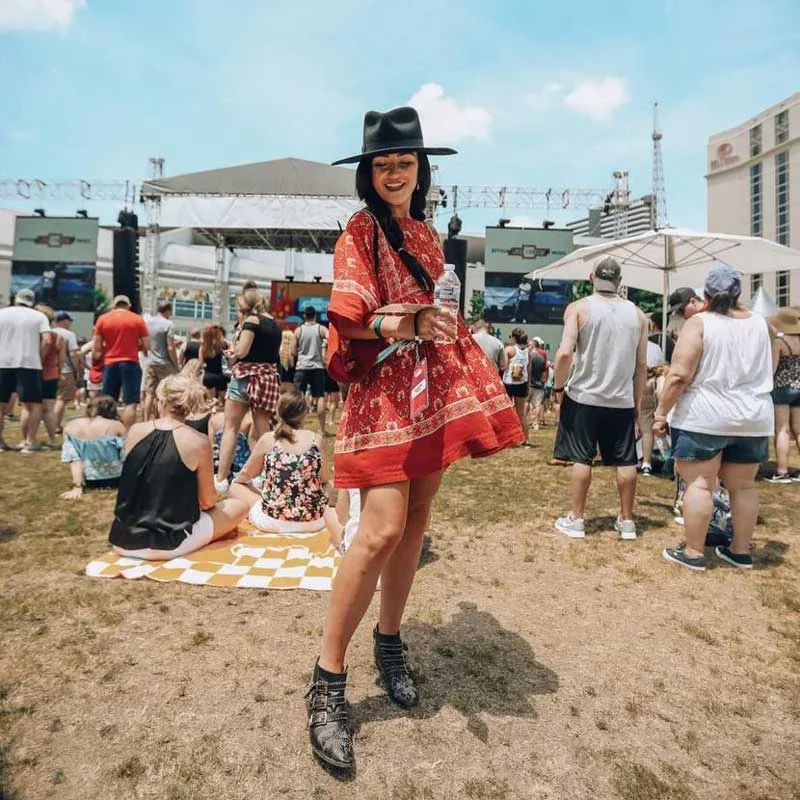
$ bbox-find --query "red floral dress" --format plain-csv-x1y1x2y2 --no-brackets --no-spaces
328,210,523,488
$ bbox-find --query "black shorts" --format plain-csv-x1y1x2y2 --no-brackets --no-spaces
554,394,637,467
294,368,326,399
41,378,59,400
202,372,230,392
505,382,528,399
0,368,43,404
325,373,340,394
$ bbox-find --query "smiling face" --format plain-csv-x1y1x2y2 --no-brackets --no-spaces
371,152,419,218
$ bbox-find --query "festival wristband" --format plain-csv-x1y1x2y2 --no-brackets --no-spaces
372,315,385,338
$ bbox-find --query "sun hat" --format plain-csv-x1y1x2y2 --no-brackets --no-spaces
55,310,73,322
112,294,131,307
332,106,457,166
770,308,800,335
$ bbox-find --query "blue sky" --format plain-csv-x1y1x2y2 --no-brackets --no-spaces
1,0,798,234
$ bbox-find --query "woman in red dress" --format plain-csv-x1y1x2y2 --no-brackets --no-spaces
306,106,523,769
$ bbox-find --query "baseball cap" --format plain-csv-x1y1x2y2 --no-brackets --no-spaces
112,294,131,307
668,287,700,316
55,310,73,322
532,336,545,347
704,265,742,298
592,257,622,292
14,288,35,307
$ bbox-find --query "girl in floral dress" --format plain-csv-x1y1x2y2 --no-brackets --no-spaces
230,389,337,534
304,106,523,770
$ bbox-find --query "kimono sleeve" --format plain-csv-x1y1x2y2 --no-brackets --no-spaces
326,213,383,384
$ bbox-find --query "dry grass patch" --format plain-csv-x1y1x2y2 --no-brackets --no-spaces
1,423,800,799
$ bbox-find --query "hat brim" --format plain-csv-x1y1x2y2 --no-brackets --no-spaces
332,146,458,166
593,278,620,294
770,317,800,335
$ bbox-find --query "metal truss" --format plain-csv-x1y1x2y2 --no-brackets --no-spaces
0,178,136,203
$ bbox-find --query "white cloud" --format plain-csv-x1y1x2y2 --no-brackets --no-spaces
408,83,492,144
0,0,86,32
525,82,563,111
563,77,630,122
9,129,34,141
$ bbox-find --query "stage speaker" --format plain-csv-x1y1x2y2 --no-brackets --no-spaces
443,236,468,313
113,226,140,313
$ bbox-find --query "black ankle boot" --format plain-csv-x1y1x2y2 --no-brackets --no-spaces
373,626,419,709
305,660,354,770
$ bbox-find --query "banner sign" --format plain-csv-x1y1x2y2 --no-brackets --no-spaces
270,280,332,328
13,216,99,263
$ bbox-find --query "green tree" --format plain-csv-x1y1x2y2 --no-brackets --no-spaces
469,290,485,321
94,285,111,317
571,282,662,315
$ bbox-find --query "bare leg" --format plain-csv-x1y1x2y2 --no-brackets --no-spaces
54,396,68,431
21,402,42,448
228,480,260,506
206,497,250,537
143,390,156,421
41,399,58,445
676,456,721,558
792,407,800,460
719,462,760,555
319,482,409,674
250,408,273,440
216,398,249,482
120,404,138,429
378,471,443,634
0,401,7,447
515,396,528,444
570,462,592,518
317,395,327,436
324,505,345,552
774,405,790,475
616,465,637,520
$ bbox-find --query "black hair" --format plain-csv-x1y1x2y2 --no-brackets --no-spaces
649,311,663,330
355,152,434,293
706,290,739,315
303,306,317,320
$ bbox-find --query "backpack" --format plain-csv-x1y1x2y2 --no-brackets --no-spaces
508,346,528,384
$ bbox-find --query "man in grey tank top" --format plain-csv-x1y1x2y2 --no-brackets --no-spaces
294,306,329,435
551,257,649,539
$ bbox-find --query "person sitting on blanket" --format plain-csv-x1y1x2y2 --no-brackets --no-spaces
209,407,253,480
230,388,339,533
60,394,127,500
326,487,361,555
109,374,250,560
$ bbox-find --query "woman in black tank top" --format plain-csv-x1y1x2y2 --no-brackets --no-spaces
109,374,249,560
199,323,230,401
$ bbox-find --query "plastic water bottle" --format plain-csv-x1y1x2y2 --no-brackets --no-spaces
433,263,460,343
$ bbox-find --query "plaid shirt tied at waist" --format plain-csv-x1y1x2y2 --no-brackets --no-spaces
231,361,280,414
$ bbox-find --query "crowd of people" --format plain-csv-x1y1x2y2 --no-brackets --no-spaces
1,105,798,774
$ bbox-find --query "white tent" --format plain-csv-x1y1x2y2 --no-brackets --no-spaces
527,228,800,332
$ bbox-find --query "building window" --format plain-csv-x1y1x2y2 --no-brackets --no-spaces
750,163,762,236
751,273,763,296
777,271,791,307
173,298,213,320
776,151,790,245
775,110,789,145
749,124,762,157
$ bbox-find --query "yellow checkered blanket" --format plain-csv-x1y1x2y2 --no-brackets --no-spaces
85,523,341,590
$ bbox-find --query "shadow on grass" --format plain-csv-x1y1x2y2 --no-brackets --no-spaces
417,534,439,570
350,601,559,743
583,515,667,537
0,524,18,544
753,539,789,570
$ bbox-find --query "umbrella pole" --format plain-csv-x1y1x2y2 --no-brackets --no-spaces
662,237,670,351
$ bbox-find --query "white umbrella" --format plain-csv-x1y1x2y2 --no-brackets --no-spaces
750,287,779,318
527,227,800,334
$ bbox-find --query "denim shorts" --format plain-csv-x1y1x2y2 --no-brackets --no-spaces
227,375,249,403
102,362,142,405
773,386,800,406
671,427,769,464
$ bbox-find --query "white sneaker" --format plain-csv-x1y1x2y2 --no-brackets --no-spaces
615,517,637,540
555,514,585,538
214,477,230,494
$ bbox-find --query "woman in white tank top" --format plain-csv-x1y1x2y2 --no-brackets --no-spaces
653,267,775,572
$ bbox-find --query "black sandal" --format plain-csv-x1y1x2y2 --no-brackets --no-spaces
305,660,354,770
373,626,419,709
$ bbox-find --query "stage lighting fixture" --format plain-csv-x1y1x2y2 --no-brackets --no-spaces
33,208,45,217
447,213,462,239
542,220,555,230
76,209,88,218
498,218,510,228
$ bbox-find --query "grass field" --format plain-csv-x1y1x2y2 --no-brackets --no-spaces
1,416,799,800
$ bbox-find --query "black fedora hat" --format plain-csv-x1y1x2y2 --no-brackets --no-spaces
332,106,457,166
